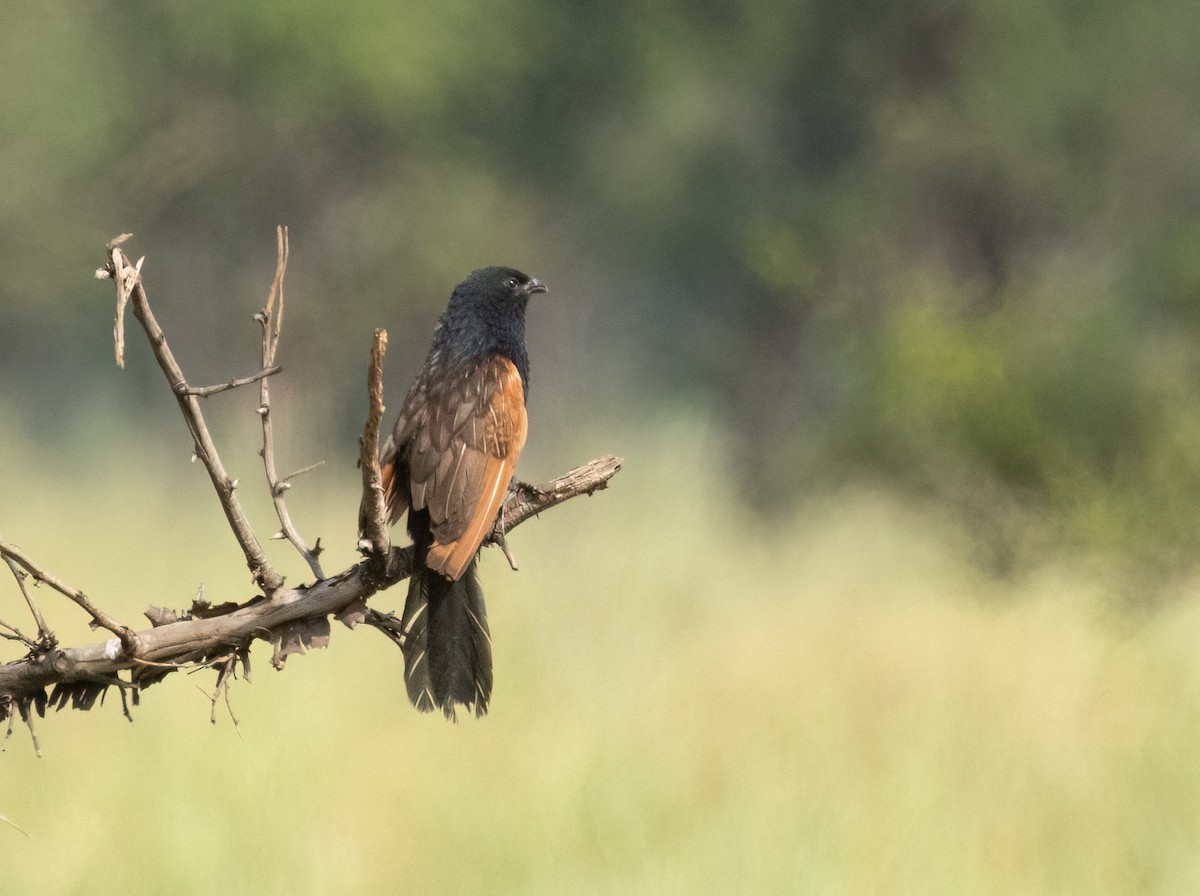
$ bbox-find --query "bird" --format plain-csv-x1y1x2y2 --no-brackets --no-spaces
377,266,547,719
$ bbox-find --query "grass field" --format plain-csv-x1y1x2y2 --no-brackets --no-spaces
3,416,1200,894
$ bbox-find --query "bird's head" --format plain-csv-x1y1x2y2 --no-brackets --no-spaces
462,266,547,304
447,265,547,328
437,266,547,365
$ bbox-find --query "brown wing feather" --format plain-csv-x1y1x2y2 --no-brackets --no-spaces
426,358,527,579
379,458,409,523
380,374,425,525
387,356,527,581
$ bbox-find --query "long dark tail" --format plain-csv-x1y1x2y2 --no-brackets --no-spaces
399,556,493,720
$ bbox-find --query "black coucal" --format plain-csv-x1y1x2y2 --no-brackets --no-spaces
378,266,547,719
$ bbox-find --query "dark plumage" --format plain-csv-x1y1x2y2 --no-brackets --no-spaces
378,266,546,719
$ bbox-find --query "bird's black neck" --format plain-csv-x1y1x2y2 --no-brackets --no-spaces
432,304,530,396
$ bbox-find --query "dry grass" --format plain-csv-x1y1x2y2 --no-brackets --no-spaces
2,417,1199,894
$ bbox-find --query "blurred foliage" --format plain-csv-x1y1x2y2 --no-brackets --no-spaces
4,0,1200,572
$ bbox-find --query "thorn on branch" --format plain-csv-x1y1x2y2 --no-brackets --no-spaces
24,705,41,758
494,530,519,571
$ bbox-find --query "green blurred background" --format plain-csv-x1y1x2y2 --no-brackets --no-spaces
5,0,1200,892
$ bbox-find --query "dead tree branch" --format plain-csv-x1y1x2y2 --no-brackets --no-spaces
3,555,53,647
255,226,325,581
0,540,137,655
97,236,285,595
0,232,622,736
0,457,620,702
358,328,391,561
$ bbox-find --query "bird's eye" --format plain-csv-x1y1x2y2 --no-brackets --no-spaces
505,277,518,290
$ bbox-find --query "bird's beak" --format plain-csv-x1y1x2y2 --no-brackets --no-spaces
523,278,548,296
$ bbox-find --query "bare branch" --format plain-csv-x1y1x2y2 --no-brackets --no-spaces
0,539,137,656
104,232,134,368
3,554,53,646
100,243,283,594
264,224,287,350
182,365,282,398
281,460,326,484
0,456,621,701
0,620,37,649
490,454,624,538
256,226,325,581
358,328,391,560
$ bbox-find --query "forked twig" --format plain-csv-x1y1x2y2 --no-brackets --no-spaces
256,226,325,582
0,540,136,655
3,554,53,646
97,239,284,594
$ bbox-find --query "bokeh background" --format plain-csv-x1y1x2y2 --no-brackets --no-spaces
5,1,1200,892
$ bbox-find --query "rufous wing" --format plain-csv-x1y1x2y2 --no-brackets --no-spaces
405,356,528,580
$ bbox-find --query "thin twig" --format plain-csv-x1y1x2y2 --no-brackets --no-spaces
358,328,390,559
0,625,37,648
256,226,324,582
128,656,207,671
281,460,325,484
25,708,40,758
208,655,243,736
0,539,136,655
224,681,242,739
493,530,519,571
0,812,32,839
3,554,53,646
182,365,282,398
101,242,283,595
105,232,134,368
117,684,133,722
